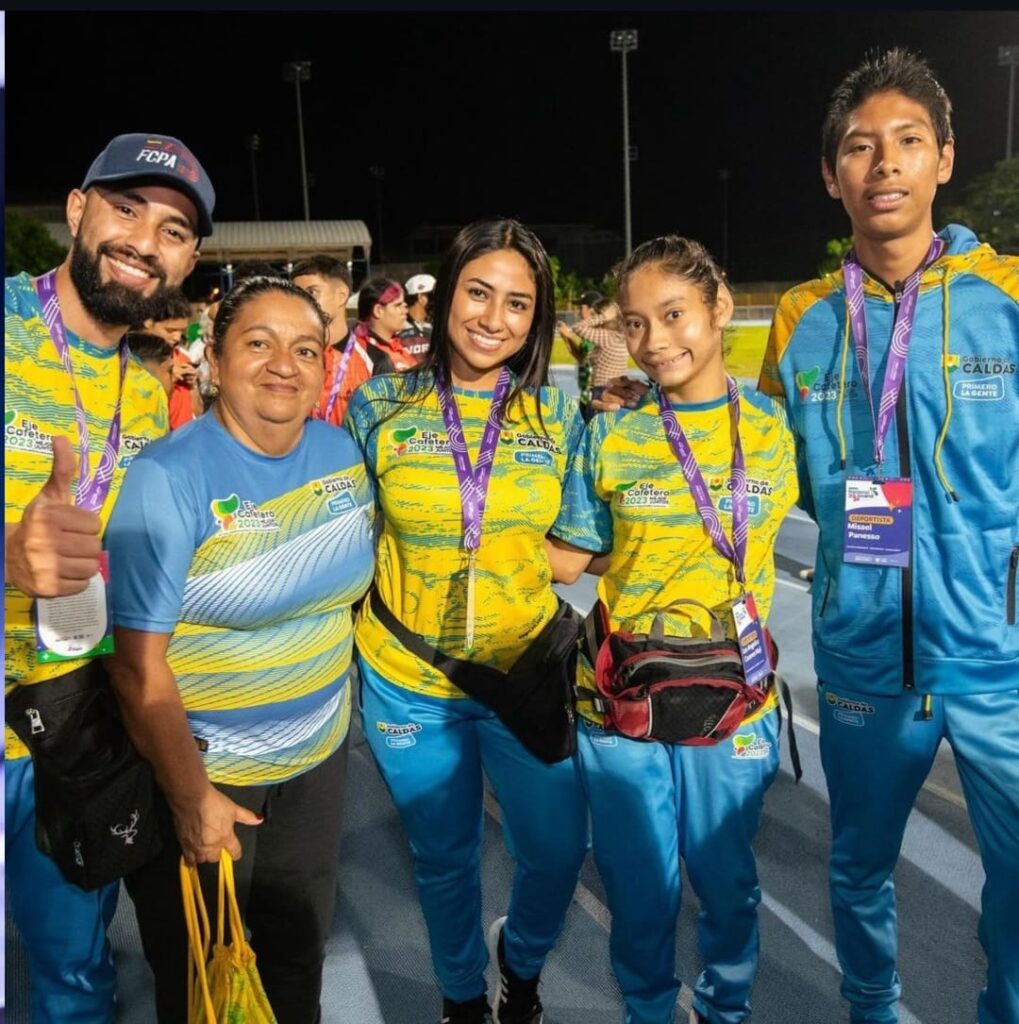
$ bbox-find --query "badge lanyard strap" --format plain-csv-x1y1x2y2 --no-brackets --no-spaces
318,332,358,422
436,365,512,651
657,376,748,588
841,236,944,467
34,270,127,515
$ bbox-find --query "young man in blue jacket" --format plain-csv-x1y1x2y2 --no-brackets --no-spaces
759,49,1019,1024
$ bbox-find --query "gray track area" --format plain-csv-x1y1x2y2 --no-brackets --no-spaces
6,371,986,1022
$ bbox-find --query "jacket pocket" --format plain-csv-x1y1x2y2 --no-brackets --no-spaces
1008,547,1018,626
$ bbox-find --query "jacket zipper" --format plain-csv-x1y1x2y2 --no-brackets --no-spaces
1008,546,1018,626
892,281,915,691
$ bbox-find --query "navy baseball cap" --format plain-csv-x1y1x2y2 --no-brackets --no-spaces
81,133,215,237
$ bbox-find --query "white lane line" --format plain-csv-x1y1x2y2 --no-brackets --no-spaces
760,893,925,1024
785,508,815,524
776,576,810,592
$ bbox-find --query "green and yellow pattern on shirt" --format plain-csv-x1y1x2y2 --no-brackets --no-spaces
552,385,798,725
347,373,583,699
4,271,169,758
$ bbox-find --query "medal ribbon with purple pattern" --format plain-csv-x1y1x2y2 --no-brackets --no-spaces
841,235,944,466
436,365,512,650
34,270,128,514
657,376,748,586
318,331,358,422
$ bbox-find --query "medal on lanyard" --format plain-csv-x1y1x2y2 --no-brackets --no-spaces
840,237,941,568
658,378,771,685
31,270,126,661
316,332,358,422
436,366,511,651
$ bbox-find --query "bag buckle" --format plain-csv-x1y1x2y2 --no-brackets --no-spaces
26,707,45,735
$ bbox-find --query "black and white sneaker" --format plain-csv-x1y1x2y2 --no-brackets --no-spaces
440,993,494,1024
487,916,544,1024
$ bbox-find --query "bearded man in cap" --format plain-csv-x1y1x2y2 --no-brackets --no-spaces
4,132,215,1023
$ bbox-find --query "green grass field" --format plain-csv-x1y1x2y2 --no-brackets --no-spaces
551,324,771,382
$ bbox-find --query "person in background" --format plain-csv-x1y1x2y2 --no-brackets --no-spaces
126,330,175,399
136,291,203,428
292,254,368,426
557,296,628,420
5,129,214,1024
354,277,418,374
398,271,436,360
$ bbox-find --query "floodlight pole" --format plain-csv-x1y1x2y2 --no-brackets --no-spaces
610,30,638,256
282,60,313,220
1001,46,1019,160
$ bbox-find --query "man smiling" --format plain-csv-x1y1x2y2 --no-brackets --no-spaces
4,132,214,1024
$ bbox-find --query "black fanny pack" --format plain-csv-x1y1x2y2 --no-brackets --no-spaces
6,660,163,891
367,586,581,764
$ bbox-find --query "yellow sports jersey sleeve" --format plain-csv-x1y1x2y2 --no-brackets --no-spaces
349,374,582,699
5,272,169,758
554,386,798,724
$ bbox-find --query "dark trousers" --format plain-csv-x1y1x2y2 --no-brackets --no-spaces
124,738,349,1024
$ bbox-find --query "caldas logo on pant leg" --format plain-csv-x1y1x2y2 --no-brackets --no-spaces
376,721,422,748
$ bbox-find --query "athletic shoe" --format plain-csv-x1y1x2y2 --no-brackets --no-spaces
487,917,544,1024
440,994,494,1023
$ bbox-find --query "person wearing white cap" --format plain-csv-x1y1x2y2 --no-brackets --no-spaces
398,271,436,359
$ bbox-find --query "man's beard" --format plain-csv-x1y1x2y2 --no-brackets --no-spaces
69,237,183,327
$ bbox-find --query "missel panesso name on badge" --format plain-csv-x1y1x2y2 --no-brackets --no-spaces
34,553,114,663
843,476,912,568
732,593,772,686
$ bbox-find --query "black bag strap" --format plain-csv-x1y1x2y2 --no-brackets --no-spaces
775,674,803,782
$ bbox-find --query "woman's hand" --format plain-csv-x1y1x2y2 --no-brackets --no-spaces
173,784,263,865
591,375,649,412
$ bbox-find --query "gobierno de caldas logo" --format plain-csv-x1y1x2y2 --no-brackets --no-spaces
944,353,1015,402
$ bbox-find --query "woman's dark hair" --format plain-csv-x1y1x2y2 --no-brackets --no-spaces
415,217,556,425
821,48,953,175
357,278,404,322
211,276,328,356
615,235,730,311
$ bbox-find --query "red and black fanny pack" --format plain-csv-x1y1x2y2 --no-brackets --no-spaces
576,599,773,747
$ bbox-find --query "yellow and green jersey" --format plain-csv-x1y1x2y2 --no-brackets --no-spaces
346,372,583,699
551,385,798,723
5,271,169,759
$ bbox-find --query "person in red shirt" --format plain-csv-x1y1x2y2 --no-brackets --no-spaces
354,278,417,374
136,293,203,429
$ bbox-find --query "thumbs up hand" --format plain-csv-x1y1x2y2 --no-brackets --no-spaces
4,436,104,597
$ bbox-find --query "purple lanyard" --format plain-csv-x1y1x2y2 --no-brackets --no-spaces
34,270,128,514
319,332,358,421
658,377,748,586
842,236,944,466
436,366,511,552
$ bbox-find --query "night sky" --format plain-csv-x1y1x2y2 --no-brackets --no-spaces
6,9,1019,282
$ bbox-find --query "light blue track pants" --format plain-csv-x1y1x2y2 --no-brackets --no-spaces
6,755,119,1023
819,683,1019,1024
358,657,590,1002
577,711,781,1024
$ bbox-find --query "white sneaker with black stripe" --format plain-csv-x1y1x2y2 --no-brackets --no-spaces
487,917,544,1024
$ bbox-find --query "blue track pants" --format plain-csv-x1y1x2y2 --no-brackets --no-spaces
819,682,1019,1024
357,657,589,1002
577,711,780,1024
5,755,118,1023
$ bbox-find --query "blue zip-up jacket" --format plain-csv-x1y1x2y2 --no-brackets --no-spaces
759,225,1019,696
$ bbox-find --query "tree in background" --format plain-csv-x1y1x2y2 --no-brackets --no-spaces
5,212,66,276
549,254,618,310
817,236,853,278
944,157,1019,254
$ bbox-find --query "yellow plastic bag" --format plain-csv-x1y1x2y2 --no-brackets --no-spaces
181,850,278,1024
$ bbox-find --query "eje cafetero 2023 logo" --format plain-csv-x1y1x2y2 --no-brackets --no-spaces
210,494,280,533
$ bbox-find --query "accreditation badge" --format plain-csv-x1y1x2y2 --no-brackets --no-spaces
732,592,772,686
33,552,115,662
843,476,912,568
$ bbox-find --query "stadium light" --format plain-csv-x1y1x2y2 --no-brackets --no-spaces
610,29,638,256
282,60,313,220
999,46,1019,159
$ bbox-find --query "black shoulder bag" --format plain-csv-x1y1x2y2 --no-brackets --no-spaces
366,586,581,764
6,659,163,891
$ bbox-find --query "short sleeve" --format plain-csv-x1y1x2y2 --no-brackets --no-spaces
106,456,200,633
550,415,614,553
